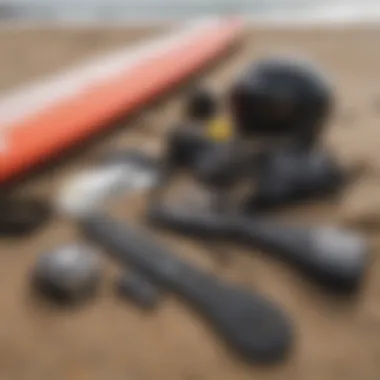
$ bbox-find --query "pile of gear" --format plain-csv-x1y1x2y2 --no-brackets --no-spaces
164,57,343,211
4,56,371,365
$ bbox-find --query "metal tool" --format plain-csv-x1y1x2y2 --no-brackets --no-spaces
32,243,103,304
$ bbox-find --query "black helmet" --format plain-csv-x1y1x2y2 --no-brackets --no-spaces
229,57,334,145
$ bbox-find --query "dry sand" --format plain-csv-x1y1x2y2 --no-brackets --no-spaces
0,25,380,380
0,25,167,93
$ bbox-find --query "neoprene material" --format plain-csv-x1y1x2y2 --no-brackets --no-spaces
242,146,346,212
192,144,347,209
163,123,346,209
165,124,215,169
81,214,294,364
147,206,369,293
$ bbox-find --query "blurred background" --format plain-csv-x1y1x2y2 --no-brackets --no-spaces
1,0,379,93
0,0,380,23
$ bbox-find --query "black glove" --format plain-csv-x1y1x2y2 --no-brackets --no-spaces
194,143,243,188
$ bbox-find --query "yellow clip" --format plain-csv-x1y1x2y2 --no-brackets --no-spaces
207,118,232,142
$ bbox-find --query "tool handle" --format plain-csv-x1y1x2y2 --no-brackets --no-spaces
237,219,369,292
81,214,293,364
148,206,369,292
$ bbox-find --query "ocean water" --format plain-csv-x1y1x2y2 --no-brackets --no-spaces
1,0,380,22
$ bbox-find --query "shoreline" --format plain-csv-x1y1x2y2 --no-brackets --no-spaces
1,1,380,25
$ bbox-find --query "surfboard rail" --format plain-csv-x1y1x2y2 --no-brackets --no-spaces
0,17,244,183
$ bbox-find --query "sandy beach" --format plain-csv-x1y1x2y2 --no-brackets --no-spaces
0,25,166,92
0,24,380,380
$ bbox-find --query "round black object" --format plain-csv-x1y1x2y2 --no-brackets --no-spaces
0,197,51,236
165,123,215,169
229,56,333,145
116,272,162,310
185,87,218,121
33,244,103,304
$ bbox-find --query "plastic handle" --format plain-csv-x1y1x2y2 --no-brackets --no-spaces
81,214,293,364
147,206,369,292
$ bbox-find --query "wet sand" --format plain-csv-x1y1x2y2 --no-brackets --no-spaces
0,25,380,380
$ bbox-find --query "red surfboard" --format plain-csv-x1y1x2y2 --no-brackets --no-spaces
0,17,244,184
